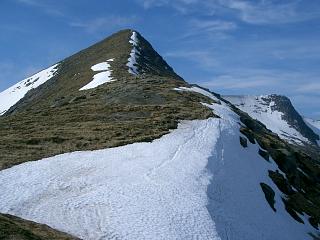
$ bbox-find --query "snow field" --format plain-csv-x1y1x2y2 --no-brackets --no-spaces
0,118,222,240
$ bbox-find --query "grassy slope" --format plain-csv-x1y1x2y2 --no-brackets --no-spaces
0,213,79,240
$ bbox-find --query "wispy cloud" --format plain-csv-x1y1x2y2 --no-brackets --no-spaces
190,19,236,32
217,0,317,25
137,0,320,25
70,16,138,33
180,18,237,39
16,0,65,17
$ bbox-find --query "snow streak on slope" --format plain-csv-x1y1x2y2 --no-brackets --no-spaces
224,95,309,145
0,87,316,239
80,59,115,91
0,64,59,115
127,31,140,75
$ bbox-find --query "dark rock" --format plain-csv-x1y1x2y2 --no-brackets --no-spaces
259,149,270,162
240,136,248,148
260,183,276,212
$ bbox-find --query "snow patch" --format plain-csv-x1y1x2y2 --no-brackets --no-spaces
80,59,115,91
0,64,59,115
127,31,140,75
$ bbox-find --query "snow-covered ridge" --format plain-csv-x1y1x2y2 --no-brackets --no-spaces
0,85,316,239
0,64,59,115
79,59,115,91
127,31,140,75
174,86,220,102
223,95,310,145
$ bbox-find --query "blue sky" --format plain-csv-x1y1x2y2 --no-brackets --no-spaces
0,0,319,118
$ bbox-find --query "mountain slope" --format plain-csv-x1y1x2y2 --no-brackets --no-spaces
224,94,319,146
0,29,320,239
0,29,213,170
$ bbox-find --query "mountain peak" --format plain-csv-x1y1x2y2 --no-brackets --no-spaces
75,28,180,79
0,29,183,115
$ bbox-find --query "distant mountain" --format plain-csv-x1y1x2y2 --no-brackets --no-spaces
304,117,320,144
0,29,319,240
224,94,319,146
305,118,320,132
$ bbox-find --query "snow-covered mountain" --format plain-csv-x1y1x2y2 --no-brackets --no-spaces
224,94,319,146
0,29,319,240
